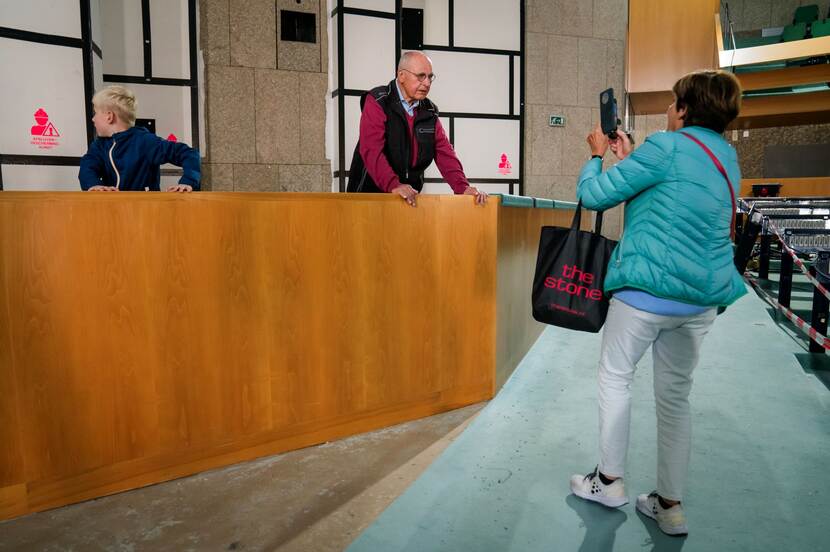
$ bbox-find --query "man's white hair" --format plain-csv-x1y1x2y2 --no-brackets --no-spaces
397,51,432,71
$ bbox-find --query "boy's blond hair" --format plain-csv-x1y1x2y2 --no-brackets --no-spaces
92,85,138,126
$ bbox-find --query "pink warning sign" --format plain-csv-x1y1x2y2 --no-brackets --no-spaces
30,108,61,150
498,153,512,175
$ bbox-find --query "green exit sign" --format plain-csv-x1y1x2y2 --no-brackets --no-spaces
549,115,565,127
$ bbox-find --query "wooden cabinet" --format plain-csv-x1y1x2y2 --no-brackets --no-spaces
0,192,573,521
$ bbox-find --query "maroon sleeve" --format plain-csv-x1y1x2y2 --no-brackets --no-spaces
358,95,400,193
433,118,469,194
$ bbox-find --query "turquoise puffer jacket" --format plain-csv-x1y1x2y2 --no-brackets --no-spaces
577,126,747,307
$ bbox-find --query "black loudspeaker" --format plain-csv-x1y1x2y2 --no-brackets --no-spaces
281,10,316,43
751,183,781,197
401,8,423,50
135,118,156,134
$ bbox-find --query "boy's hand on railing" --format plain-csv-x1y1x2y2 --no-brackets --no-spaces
167,184,193,193
88,186,118,191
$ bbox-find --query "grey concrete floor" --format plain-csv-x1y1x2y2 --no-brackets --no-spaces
0,403,484,552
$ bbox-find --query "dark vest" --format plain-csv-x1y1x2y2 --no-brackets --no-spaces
347,80,438,193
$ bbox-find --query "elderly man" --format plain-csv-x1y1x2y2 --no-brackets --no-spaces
347,51,487,207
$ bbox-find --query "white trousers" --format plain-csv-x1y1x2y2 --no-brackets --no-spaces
597,298,716,501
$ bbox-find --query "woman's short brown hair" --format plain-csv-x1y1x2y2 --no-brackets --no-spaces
673,70,742,133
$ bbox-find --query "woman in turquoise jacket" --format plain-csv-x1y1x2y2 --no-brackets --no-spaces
568,70,745,537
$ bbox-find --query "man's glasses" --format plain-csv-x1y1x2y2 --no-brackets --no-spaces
400,68,436,83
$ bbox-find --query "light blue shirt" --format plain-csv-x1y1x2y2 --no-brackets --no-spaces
395,81,419,117
614,289,711,317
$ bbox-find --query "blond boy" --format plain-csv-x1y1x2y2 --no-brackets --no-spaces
79,85,200,192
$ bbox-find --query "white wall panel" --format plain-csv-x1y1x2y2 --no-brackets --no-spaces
513,55,521,115
344,15,396,90
453,118,519,179
128,82,192,145
331,14,339,91
102,0,144,76
423,0,449,46
0,0,81,38
0,39,88,156
93,53,104,92
161,174,180,191
421,182,511,195
454,0,519,51
1,165,81,191
423,50,510,114
90,0,103,46
344,95,362,174
420,182,451,194
150,0,190,79
423,116,450,179
343,0,394,12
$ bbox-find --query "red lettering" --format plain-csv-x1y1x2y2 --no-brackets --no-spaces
547,267,604,301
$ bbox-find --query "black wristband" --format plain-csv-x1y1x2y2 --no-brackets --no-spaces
591,154,603,160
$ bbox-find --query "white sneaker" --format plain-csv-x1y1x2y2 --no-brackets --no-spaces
636,491,689,536
569,466,628,508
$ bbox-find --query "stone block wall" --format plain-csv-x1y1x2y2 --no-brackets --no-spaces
524,0,628,238
199,0,332,192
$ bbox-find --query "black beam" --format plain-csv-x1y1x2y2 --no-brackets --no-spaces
519,0,525,196
0,155,83,165
188,0,200,150
0,26,83,48
80,0,95,144
421,44,520,56
810,252,830,353
103,74,193,86
335,7,396,19
448,0,454,47
141,0,152,78
759,233,772,279
778,250,794,308
395,0,401,64
441,112,520,120
331,88,367,98
509,55,514,116
337,1,346,192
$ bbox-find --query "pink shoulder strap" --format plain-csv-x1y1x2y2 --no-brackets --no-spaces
679,131,737,240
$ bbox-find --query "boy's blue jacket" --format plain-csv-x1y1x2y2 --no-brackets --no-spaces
79,126,201,191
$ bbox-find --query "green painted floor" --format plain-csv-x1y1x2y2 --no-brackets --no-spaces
348,288,830,552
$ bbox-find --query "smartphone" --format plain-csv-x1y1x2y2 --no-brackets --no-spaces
600,88,620,139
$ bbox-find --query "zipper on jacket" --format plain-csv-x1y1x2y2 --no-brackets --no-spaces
616,233,625,265
357,167,368,192
108,141,120,190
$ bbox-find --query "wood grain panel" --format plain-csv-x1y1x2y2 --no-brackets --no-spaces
495,206,587,389
1,192,553,520
627,0,719,93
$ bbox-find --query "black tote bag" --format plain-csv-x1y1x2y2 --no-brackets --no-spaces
531,202,618,333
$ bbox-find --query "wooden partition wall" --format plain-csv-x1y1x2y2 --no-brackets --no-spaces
0,192,573,520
